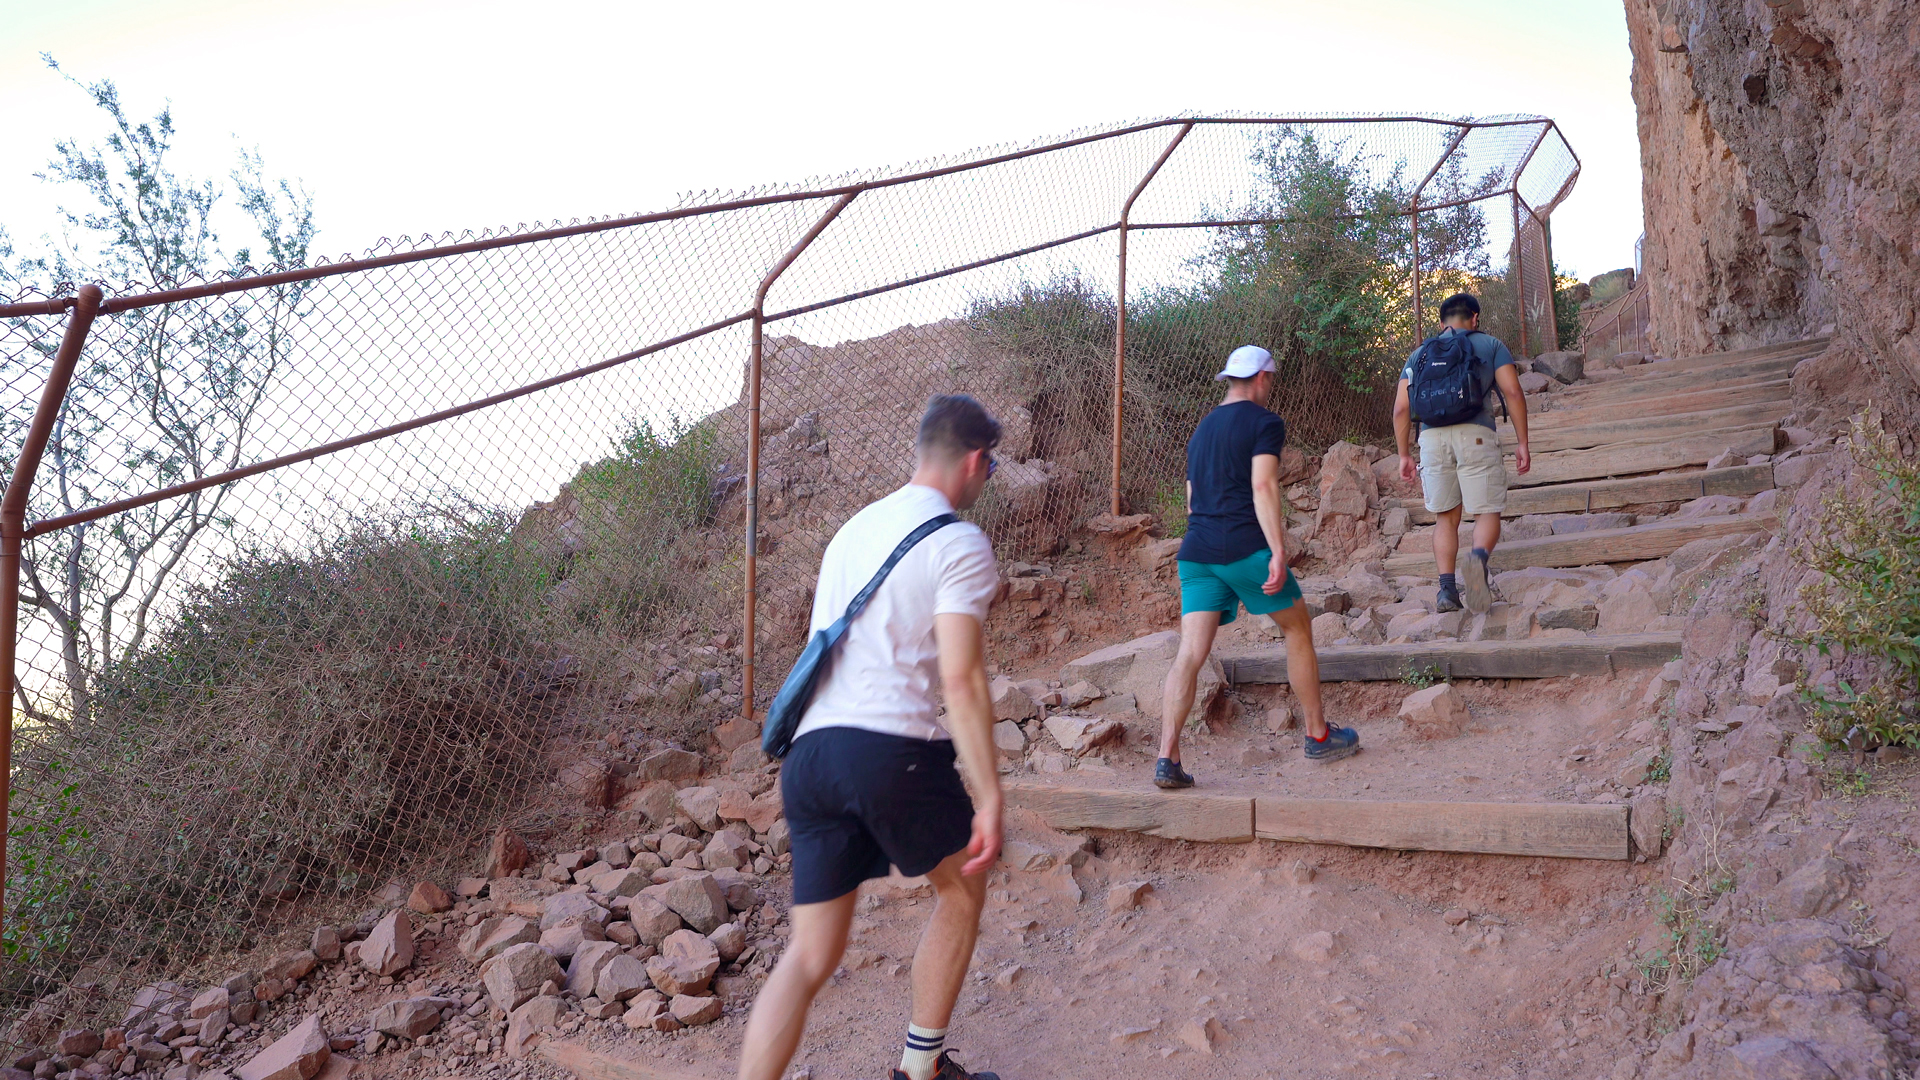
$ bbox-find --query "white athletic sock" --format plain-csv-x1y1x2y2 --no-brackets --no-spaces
899,1024,947,1080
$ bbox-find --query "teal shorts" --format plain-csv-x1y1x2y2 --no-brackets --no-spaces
1177,548,1302,625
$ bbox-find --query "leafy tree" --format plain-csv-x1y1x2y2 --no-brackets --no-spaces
2,59,316,728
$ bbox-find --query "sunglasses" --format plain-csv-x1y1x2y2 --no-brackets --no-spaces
986,454,998,478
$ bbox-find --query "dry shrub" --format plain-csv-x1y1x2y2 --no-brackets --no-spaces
4,508,553,1014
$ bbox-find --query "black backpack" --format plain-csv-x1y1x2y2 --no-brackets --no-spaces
1408,330,1501,427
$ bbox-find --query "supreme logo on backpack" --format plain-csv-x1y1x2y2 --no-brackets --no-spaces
1409,331,1488,428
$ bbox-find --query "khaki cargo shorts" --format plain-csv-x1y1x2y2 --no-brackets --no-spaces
1418,423,1508,516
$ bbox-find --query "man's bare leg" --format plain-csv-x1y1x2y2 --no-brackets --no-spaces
737,891,858,1080
909,848,989,1030
1273,601,1328,740
1158,611,1222,764
1432,504,1464,575
1472,511,1502,555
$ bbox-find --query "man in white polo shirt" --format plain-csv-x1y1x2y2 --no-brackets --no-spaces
737,395,1006,1080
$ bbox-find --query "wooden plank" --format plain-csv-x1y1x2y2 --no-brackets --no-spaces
1533,380,1789,427
1254,797,1629,860
1611,337,1826,379
1392,464,1775,523
1219,632,1681,684
1004,782,1253,843
1514,425,1778,487
1553,368,1791,403
1507,401,1790,453
1381,512,1774,575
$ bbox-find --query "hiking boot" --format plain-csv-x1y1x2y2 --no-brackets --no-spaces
890,1052,1001,1080
1154,757,1195,789
1434,583,1463,613
1460,549,1493,614
1304,724,1361,763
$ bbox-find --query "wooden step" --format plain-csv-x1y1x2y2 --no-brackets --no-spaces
1380,512,1774,575
1217,632,1682,683
1391,463,1775,522
1513,424,1779,487
1553,367,1792,404
1532,380,1789,427
1610,337,1826,379
1005,782,1631,860
1505,401,1790,453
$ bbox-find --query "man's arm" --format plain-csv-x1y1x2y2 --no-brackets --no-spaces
934,611,1003,875
1251,453,1288,593
1393,378,1417,482
1494,364,1530,475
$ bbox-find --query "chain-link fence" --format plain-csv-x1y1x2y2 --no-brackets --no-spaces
1581,273,1653,364
0,113,1577,1044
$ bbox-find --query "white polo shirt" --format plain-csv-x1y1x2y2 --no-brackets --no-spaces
792,483,1000,743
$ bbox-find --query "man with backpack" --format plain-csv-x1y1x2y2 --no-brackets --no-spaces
1154,345,1362,790
1392,292,1531,614
737,395,1006,1080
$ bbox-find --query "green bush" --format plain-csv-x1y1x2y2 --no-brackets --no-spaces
5,509,552,1002
1796,413,1920,748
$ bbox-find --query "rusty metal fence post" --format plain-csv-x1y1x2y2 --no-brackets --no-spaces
0,284,102,929
1110,122,1194,517
742,192,859,722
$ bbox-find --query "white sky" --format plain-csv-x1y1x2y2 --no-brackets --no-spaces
0,0,1642,282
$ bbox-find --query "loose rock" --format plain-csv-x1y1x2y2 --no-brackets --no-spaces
358,911,413,977
236,1015,329,1080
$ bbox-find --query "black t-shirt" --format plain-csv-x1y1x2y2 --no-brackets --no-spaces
1177,400,1288,565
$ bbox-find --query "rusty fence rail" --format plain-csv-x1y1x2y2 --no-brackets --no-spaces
1580,273,1653,364
0,112,1577,1042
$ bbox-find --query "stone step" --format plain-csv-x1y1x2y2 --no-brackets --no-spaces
1005,782,1630,860
1389,463,1775,523
1217,631,1681,684
1503,400,1791,452
1512,424,1780,488
1552,367,1792,404
1380,512,1775,576
1531,380,1789,427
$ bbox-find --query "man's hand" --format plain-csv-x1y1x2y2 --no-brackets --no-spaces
1399,453,1417,483
1263,549,1288,594
1515,442,1531,475
960,799,1003,876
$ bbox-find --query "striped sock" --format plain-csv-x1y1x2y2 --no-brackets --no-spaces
900,1024,947,1080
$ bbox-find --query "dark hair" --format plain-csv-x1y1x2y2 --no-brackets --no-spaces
1439,293,1481,322
916,394,1002,461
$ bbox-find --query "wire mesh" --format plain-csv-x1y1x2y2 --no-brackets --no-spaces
0,113,1577,1050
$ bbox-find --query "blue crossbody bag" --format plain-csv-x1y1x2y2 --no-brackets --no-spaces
760,513,960,759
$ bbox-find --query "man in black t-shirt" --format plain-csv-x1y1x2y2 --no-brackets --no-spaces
1154,346,1361,790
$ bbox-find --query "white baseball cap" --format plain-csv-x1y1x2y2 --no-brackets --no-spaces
1215,344,1275,380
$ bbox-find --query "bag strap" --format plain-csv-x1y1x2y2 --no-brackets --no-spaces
823,513,961,639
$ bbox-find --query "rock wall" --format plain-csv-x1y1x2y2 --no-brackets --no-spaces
1626,0,1920,431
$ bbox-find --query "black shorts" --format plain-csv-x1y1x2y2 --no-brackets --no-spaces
781,726,975,905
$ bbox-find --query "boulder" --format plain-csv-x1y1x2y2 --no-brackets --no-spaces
1060,631,1220,727
988,676,1040,722
564,941,621,998
702,832,752,872
1314,442,1381,563
1042,715,1124,755
623,894,685,945
1398,683,1470,739
588,868,651,898
406,881,452,915
992,720,1028,759
646,930,721,997
54,1031,102,1057
310,926,341,962
744,789,784,833
675,787,724,832
1516,370,1553,395
594,954,651,1001
369,998,450,1040
190,988,229,1020
709,923,747,963
358,911,413,977
539,891,609,931
459,916,540,962
669,995,723,1027
236,1015,329,1080
572,860,613,885
622,994,677,1032
636,749,703,783
487,829,531,880
1308,611,1347,642
1778,857,1851,919
1334,568,1396,608
659,873,730,933
503,995,566,1060
1106,881,1152,913
539,918,606,960
1531,351,1584,384
1629,790,1667,858
480,943,565,1012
